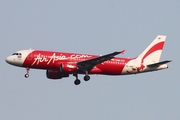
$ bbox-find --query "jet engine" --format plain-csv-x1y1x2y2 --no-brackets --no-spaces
60,63,78,73
46,70,69,79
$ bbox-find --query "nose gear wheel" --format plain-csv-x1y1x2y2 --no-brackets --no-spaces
25,67,30,78
25,74,29,78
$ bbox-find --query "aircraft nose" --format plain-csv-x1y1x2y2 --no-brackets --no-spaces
6,56,13,64
6,55,23,66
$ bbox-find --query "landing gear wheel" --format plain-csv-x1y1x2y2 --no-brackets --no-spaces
74,79,81,85
25,67,30,78
84,75,90,81
25,74,29,78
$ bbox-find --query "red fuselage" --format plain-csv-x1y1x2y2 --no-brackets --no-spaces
22,50,131,75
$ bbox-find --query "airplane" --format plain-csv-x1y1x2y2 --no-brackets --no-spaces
6,35,171,85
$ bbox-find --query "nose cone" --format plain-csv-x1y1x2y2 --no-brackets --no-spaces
5,56,23,66
6,56,13,64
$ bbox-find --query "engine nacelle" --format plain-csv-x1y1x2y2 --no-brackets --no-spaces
60,63,78,73
46,70,69,79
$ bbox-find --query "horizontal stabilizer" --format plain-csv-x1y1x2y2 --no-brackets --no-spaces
147,60,171,67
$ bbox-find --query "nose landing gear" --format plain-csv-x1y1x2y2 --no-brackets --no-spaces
25,74,29,78
25,67,30,78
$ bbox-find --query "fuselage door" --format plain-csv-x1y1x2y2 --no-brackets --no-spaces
27,50,33,60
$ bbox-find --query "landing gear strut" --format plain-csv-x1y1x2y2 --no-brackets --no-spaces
73,74,81,85
25,67,30,78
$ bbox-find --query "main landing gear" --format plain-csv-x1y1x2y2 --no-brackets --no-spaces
73,72,91,85
84,71,90,81
73,74,81,85
24,67,30,78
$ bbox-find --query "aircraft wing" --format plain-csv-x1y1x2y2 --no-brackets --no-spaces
147,60,171,67
77,50,125,71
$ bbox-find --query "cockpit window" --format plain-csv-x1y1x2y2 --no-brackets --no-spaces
12,53,22,59
12,53,22,55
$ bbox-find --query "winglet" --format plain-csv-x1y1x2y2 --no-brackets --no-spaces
121,50,125,54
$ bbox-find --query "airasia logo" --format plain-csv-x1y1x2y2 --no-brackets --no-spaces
31,53,91,65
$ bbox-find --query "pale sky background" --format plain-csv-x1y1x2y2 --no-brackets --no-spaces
1,1,180,120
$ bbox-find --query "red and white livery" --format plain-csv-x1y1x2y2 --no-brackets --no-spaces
6,35,171,85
